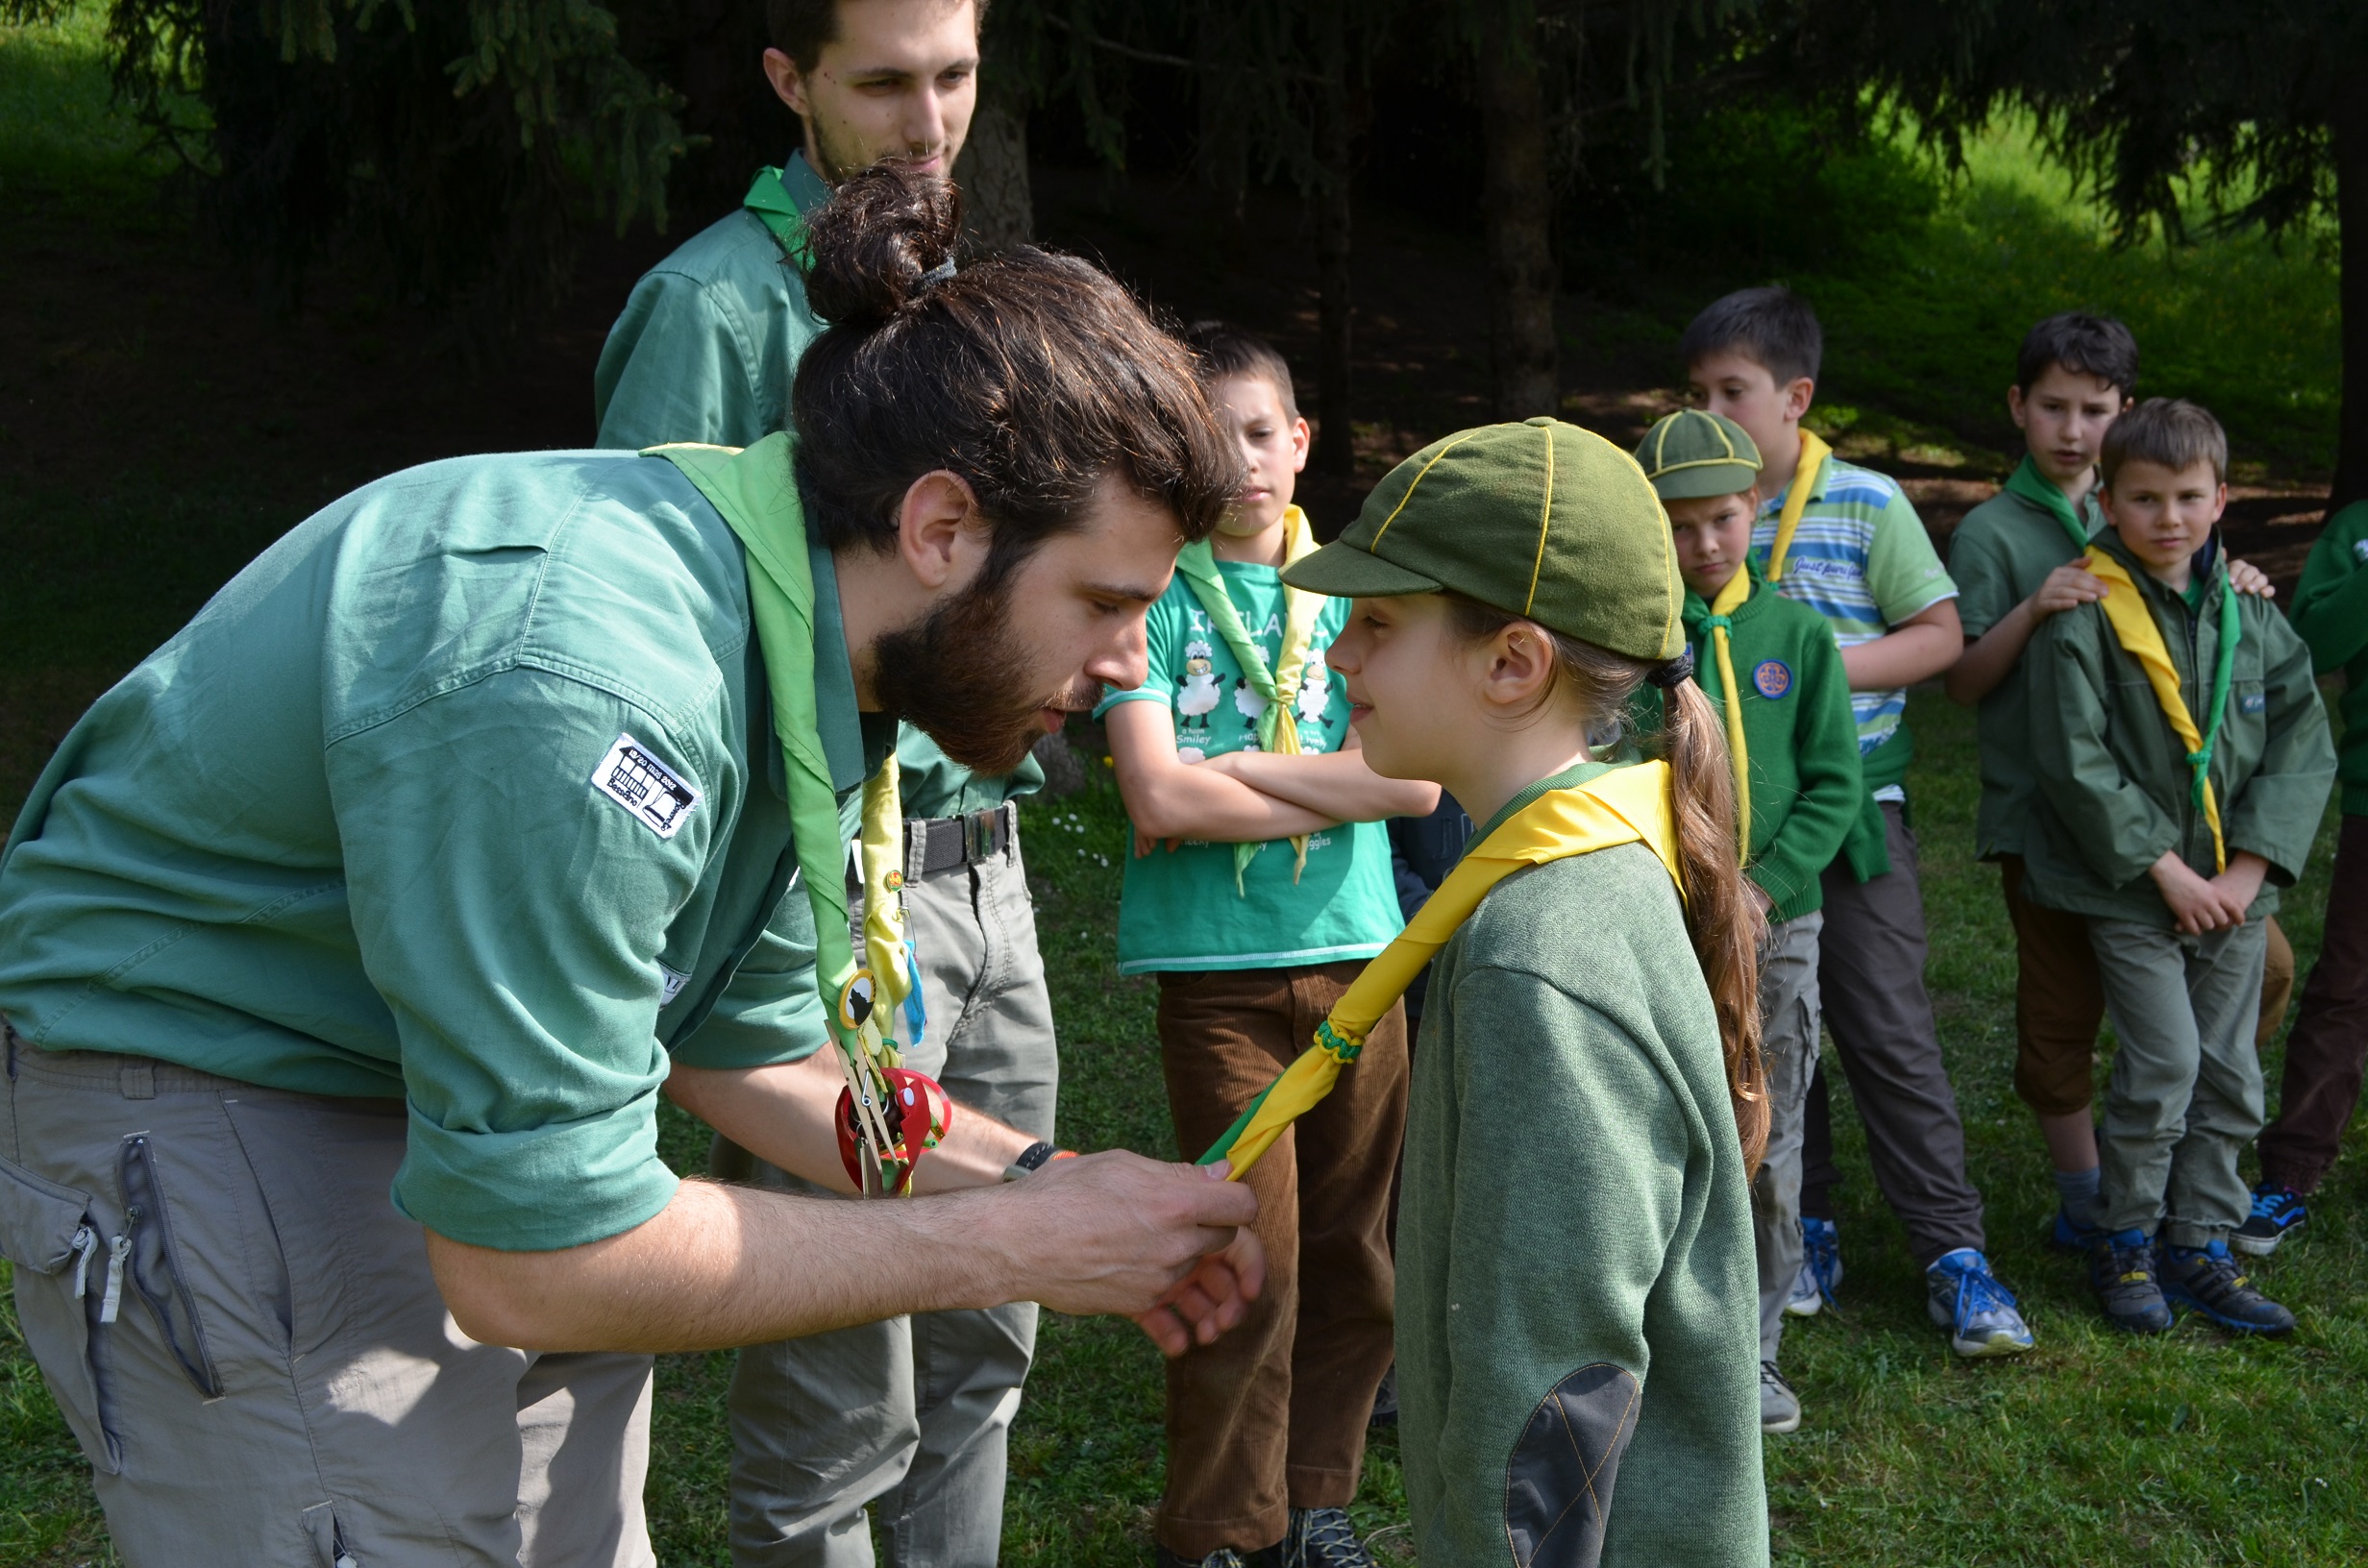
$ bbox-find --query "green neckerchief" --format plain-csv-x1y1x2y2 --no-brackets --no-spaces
2002,453,2092,554
1172,511,1324,893
2177,538,2243,815
744,158,824,268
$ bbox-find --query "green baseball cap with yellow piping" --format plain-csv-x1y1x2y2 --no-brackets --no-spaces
1632,408,1763,501
1279,415,1685,661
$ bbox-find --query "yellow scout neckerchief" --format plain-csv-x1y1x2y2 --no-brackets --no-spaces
652,435,949,1195
2083,548,2242,873
1172,507,1324,892
1763,429,1835,583
1196,762,1683,1179
1695,567,1754,853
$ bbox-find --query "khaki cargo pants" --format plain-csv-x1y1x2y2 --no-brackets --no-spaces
1,1034,655,1568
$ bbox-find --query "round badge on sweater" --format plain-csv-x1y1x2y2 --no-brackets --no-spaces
1753,659,1792,699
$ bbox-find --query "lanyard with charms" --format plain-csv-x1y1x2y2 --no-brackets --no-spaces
654,435,952,1195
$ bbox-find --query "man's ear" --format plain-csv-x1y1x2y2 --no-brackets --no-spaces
897,470,985,590
763,47,811,116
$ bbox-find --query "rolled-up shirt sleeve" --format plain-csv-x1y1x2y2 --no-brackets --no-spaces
328,667,725,1251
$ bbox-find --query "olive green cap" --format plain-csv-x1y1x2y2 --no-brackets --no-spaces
1632,408,1763,501
1280,416,1684,661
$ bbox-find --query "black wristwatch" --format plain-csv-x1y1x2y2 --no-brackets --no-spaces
1002,1140,1073,1180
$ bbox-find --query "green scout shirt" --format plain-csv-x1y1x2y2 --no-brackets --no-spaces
591,151,1035,821
1949,474,2106,859
1399,762,1766,1568
1093,560,1401,973
1629,565,1862,921
2292,501,2368,816
0,450,895,1252
1750,452,1957,798
2024,529,2335,928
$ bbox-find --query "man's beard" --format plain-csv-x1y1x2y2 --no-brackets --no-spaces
811,120,942,184
871,572,1091,776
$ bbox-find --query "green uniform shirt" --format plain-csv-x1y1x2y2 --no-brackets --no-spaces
1749,453,1957,794
591,152,1034,819
2025,530,2336,927
1093,561,1401,972
1950,478,2107,859
0,450,895,1252
2292,501,2368,817
1399,762,1766,1568
1629,565,1863,921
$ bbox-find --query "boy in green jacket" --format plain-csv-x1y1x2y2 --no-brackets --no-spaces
2026,399,2336,1335
1631,410,1863,1435
2243,498,2368,1252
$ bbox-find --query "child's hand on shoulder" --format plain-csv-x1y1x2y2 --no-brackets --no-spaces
2228,558,2277,599
2029,561,2109,621
2150,850,2249,935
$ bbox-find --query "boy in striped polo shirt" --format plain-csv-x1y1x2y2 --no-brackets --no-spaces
1683,286,2036,1358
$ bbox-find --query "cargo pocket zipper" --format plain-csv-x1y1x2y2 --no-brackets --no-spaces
118,1135,223,1398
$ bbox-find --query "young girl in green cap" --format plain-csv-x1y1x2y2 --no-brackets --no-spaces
1270,416,1770,1567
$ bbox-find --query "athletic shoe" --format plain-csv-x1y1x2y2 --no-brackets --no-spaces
1760,1360,1802,1434
1368,1362,1397,1429
1785,1216,1842,1317
1925,1247,2035,1357
2047,1203,2103,1254
2232,1185,2309,1257
2158,1240,2297,1335
1284,1508,1374,1568
2090,1229,2173,1334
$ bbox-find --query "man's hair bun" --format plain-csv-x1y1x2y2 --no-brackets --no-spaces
802,164,964,329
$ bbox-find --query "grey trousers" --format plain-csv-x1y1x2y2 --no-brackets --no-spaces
1751,912,1823,1363
0,1039,654,1568
2089,917,2269,1246
721,832,1058,1568
1814,800,1987,1265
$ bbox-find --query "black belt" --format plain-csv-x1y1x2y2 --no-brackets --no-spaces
902,802,1017,883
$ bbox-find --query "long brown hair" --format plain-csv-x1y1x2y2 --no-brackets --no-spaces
1447,598,1769,1175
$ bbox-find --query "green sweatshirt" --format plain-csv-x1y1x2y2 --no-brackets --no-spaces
1399,763,1766,1568
2025,529,2336,927
1631,564,1862,920
2291,500,2368,816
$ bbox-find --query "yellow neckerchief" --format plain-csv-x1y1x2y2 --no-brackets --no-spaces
650,437,925,1191
1172,507,1324,891
1196,762,1683,1179
1696,566,1754,853
1763,429,1835,584
2083,548,2239,873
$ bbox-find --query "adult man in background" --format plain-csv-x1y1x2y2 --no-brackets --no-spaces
594,5,1061,1565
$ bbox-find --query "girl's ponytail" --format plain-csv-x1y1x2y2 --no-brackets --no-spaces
1656,672,1769,1175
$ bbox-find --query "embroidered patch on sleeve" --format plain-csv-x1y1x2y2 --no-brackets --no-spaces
592,733,702,841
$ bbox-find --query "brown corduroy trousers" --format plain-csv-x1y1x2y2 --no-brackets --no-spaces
1152,964,1408,1560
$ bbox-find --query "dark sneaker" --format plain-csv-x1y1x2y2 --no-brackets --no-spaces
1785,1215,1842,1318
2159,1240,2297,1335
1925,1248,2035,1357
2047,1203,2103,1254
1158,1544,1284,1568
2232,1185,2308,1257
2090,1230,2173,1334
1284,1508,1374,1568
1760,1360,1802,1434
1368,1362,1397,1428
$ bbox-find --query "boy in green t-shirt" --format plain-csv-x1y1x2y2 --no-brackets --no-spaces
1098,324,1438,1568
1630,410,1864,1436
1682,286,2033,1358
1947,314,2289,1255
2024,399,2335,1334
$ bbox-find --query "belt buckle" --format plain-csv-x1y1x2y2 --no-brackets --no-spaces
966,809,993,864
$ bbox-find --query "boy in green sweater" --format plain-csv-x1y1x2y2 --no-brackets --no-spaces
2026,399,2335,1334
1631,410,1863,1435
2243,499,2368,1251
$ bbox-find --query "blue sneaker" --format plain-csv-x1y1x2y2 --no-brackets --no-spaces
2158,1239,2296,1335
1785,1216,1841,1318
2091,1229,2173,1334
2232,1185,2308,1258
2047,1204,2103,1254
1925,1248,2035,1357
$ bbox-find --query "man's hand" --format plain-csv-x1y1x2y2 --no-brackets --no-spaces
2030,561,2109,621
999,1151,1261,1319
2228,558,2276,599
2150,850,2247,935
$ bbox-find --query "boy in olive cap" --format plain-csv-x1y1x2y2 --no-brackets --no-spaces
1283,417,1769,1567
1628,409,1863,1436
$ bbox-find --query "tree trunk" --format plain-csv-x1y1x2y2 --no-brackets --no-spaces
1476,1,1560,420
1311,0,1357,483
955,76,1033,254
2332,100,2368,511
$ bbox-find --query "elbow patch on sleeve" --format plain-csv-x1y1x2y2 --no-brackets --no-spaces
1505,1361,1641,1568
